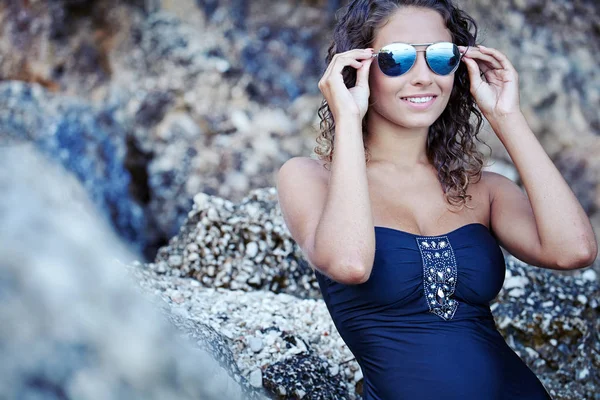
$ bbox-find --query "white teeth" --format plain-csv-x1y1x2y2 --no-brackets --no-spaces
403,96,434,103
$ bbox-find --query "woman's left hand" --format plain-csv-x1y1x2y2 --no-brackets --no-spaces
458,45,521,120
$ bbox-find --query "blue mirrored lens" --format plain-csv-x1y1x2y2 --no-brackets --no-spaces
378,44,416,77
426,43,460,75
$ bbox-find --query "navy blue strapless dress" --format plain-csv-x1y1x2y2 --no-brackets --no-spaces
314,223,552,400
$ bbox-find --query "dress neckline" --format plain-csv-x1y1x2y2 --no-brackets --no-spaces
374,222,488,238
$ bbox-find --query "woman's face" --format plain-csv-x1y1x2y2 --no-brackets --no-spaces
368,7,455,130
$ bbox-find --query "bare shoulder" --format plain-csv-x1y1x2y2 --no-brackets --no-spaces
276,156,330,269
280,156,330,181
479,170,521,202
276,156,330,209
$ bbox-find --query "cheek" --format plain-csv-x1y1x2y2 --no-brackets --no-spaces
437,79,455,111
442,77,455,97
368,70,395,103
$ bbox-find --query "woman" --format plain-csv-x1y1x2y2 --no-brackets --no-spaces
276,0,597,399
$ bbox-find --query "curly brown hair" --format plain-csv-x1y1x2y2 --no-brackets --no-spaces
314,0,490,209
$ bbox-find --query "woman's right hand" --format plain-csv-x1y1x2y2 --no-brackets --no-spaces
318,48,375,121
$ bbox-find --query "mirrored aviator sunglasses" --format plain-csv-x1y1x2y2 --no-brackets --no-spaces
373,42,468,77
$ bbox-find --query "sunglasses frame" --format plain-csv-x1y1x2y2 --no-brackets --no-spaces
372,42,469,77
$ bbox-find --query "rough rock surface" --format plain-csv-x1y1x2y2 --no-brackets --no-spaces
106,0,326,244
0,144,252,400
128,264,360,399
149,188,320,298
1,0,598,269
492,257,599,400
0,0,325,258
0,81,147,253
262,353,351,399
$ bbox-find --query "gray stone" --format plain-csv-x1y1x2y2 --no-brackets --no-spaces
0,144,253,400
249,368,263,388
248,337,264,353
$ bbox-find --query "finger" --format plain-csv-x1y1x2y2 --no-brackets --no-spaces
478,45,517,73
331,48,374,65
320,50,371,88
345,59,365,69
464,56,495,77
342,48,375,56
323,51,363,80
331,51,374,75
461,47,503,71
462,56,485,88
355,57,373,89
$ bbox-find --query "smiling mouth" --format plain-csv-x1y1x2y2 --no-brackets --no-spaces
399,96,438,110
400,96,437,103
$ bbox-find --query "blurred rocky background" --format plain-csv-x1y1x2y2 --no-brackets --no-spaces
0,144,253,400
1,0,598,399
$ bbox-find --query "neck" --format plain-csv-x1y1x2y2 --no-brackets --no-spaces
364,111,432,170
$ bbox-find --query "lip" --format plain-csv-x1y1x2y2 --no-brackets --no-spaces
400,95,437,110
401,93,438,98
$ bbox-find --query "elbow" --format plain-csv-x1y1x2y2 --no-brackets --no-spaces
312,245,374,284
555,243,598,270
324,262,371,285
350,266,371,284
346,265,371,284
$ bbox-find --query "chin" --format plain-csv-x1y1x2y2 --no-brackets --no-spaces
394,115,440,129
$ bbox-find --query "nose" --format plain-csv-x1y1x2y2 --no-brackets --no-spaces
410,50,433,86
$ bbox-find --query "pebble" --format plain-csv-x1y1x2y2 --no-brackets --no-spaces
249,368,263,387
508,288,525,297
245,242,259,258
526,297,535,305
156,262,166,273
524,347,539,359
221,329,234,340
576,294,587,305
168,255,183,267
577,367,589,380
329,364,339,376
354,370,363,382
248,337,263,353
193,193,208,208
581,269,596,282
504,275,530,289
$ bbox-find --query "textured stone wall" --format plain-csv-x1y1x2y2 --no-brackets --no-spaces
1,0,597,267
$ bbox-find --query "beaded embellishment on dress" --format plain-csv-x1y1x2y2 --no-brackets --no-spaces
415,235,459,321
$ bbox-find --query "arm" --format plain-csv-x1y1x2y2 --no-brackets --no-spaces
277,125,375,284
483,114,597,269
312,118,376,282
276,48,376,284
461,45,597,270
